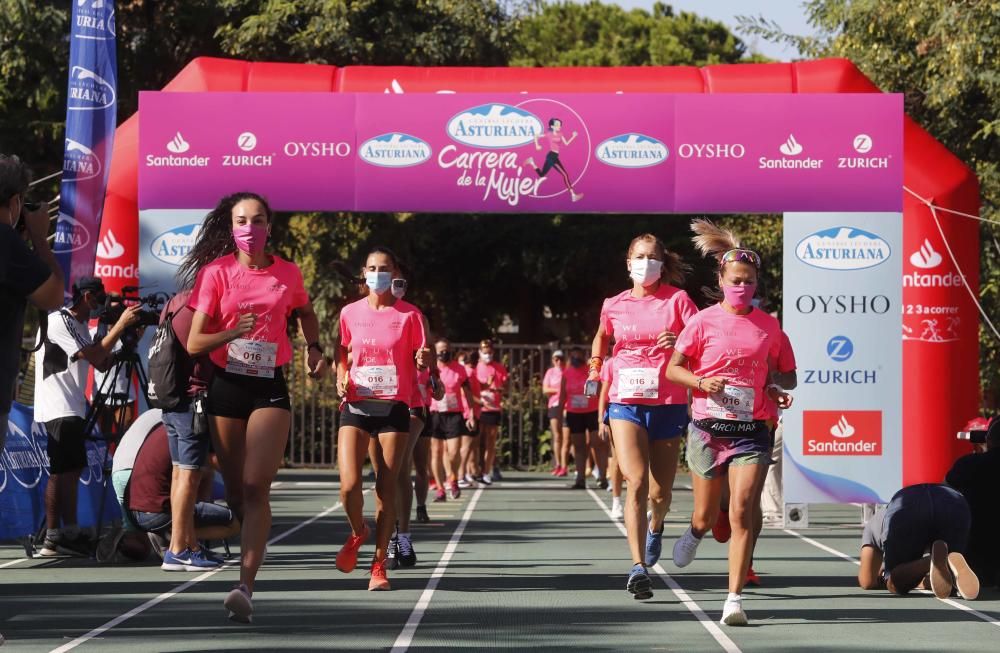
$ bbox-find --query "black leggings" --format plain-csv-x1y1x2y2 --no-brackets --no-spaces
535,152,573,191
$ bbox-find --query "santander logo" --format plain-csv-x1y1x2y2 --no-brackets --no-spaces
803,410,882,456
830,415,856,439
779,134,803,156
167,132,190,154
96,229,125,260
909,239,943,269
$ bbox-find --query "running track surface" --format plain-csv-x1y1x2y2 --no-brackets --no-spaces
2,470,998,652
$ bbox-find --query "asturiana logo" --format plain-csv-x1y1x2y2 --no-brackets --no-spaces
62,138,102,182
74,0,116,40
446,104,543,149
67,66,116,111
360,133,432,168
151,224,201,266
52,214,91,253
595,134,668,169
795,226,891,271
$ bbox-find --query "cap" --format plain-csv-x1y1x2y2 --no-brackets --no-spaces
552,350,565,359
72,276,104,296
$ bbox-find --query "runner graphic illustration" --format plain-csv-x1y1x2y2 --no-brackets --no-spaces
524,118,584,202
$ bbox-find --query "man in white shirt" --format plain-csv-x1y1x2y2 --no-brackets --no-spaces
33,276,139,557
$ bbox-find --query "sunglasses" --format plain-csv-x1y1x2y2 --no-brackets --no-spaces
721,248,761,268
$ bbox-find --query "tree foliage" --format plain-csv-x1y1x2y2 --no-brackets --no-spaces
739,0,1000,406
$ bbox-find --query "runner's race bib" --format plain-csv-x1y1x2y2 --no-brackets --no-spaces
482,389,499,411
706,385,755,422
226,339,277,378
570,394,590,409
352,365,399,398
619,368,659,399
443,392,460,411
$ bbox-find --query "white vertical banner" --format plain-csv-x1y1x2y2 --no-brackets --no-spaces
139,209,210,297
782,213,903,503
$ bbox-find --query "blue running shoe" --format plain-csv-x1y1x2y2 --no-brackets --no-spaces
645,523,664,567
162,548,221,571
626,563,653,600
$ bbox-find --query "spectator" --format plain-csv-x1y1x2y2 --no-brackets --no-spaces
33,276,139,557
1,154,63,448
858,483,979,600
946,417,1000,589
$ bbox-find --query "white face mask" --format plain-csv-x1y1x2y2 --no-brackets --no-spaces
481,353,492,364
629,258,662,287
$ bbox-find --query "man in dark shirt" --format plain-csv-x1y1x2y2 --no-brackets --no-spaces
946,417,1000,588
1,154,64,447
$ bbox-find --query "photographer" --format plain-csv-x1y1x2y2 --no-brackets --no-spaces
946,417,1000,589
1,154,63,449
33,275,140,557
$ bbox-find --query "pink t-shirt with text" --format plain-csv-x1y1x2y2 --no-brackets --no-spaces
476,361,508,412
188,254,309,371
543,366,564,409
339,297,426,404
675,304,784,422
600,284,698,405
431,361,468,414
563,363,598,414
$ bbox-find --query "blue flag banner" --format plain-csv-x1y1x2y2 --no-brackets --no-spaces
54,0,118,292
1,403,117,541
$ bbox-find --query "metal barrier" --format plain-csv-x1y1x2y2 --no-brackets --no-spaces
284,341,586,468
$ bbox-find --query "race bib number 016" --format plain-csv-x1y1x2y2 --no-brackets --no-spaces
706,385,755,422
619,368,659,399
226,339,277,378
353,365,399,398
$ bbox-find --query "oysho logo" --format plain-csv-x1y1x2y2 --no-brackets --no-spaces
62,138,102,182
596,134,668,169
238,132,257,152
151,223,201,266
283,141,352,158
780,134,803,156
167,132,190,154
96,229,125,260
803,410,882,455
826,336,854,362
795,226,891,271
359,133,432,168
67,66,116,111
795,294,891,315
677,143,745,159
74,0,116,40
853,134,873,154
53,214,91,253
910,239,943,269
446,104,543,149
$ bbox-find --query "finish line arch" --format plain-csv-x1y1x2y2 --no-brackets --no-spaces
96,57,980,493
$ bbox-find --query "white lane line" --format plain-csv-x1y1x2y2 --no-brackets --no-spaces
587,489,741,653
0,558,28,569
48,490,368,653
391,487,484,653
782,528,1000,628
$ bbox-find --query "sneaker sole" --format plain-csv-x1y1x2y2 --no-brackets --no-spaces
929,540,953,599
368,581,391,591
947,552,980,600
722,608,748,626
223,591,253,623
627,573,654,600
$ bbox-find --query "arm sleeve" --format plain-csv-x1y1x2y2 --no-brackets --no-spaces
339,308,352,349
412,311,427,351
288,262,309,310
674,291,700,330
599,299,614,337
674,318,702,359
3,234,51,297
777,331,797,372
187,266,221,319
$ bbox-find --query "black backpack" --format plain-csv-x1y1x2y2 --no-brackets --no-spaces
146,310,191,410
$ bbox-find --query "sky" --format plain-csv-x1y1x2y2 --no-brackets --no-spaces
607,0,817,60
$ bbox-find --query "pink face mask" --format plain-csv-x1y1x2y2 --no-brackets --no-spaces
722,283,756,310
233,223,268,255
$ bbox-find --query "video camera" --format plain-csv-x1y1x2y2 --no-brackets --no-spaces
957,416,995,445
99,286,168,329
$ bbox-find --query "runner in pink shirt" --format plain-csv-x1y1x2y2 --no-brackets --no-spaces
429,338,478,501
459,351,483,487
542,351,567,476
589,233,698,601
184,192,326,622
476,339,509,484
562,346,604,489
666,220,795,627
334,247,431,592
524,117,583,202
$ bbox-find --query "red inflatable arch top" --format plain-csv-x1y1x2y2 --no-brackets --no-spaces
98,57,980,486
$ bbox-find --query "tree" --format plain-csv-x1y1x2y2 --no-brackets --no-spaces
738,0,1000,406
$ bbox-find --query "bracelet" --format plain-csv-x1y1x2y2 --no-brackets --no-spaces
308,341,324,355
696,377,704,391
588,356,603,370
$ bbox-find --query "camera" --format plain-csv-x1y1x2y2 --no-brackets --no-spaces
957,430,988,444
99,287,167,329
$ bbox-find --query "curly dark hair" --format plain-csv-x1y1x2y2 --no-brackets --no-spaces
176,191,272,289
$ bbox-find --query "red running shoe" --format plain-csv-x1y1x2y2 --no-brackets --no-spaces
555,466,568,478
368,559,391,591
745,566,761,587
335,522,370,573
450,481,461,500
433,489,446,502
429,478,439,490
712,509,732,544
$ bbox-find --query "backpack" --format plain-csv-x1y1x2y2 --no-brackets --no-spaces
146,310,190,410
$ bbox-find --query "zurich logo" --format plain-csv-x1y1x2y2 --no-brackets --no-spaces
795,226,891,271
596,134,668,169
360,133,432,168
62,138,102,182
67,66,116,111
446,104,543,149
151,223,201,266
826,336,854,362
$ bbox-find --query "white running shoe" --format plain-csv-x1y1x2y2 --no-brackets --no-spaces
610,499,624,520
672,526,702,568
457,479,472,489
481,474,494,486
721,597,748,626
224,584,253,623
